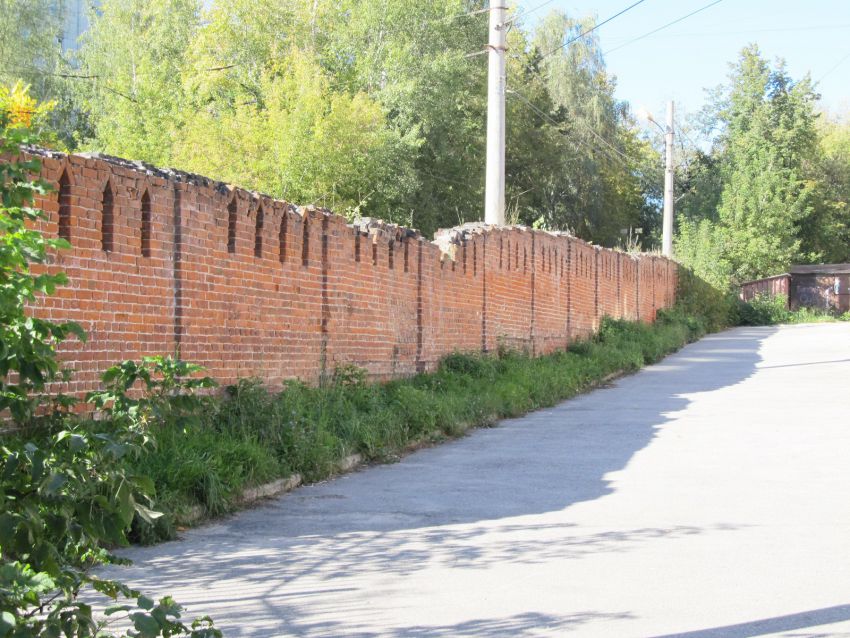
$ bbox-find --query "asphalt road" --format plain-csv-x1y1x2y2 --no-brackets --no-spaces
103,323,850,637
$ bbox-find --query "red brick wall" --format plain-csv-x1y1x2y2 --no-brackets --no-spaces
569,240,597,340
637,256,656,322
30,153,176,397
26,151,678,395
480,229,534,354
739,274,790,303
532,233,570,356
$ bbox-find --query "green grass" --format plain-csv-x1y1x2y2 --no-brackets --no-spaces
128,308,705,543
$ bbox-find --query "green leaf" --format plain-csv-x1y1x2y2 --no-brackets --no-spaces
115,479,134,526
30,450,45,482
130,474,156,496
64,321,87,342
68,434,87,452
91,577,138,599
104,441,129,460
41,472,67,496
0,611,16,637
130,612,161,637
0,513,16,546
134,503,163,524
137,595,155,611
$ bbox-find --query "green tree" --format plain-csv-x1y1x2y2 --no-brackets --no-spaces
0,0,63,92
675,218,731,290
517,11,647,244
70,0,662,242
716,46,819,282
677,150,723,225
676,46,823,286
175,47,418,217
77,0,201,166
0,0,85,148
316,0,489,232
802,113,850,263
0,85,83,423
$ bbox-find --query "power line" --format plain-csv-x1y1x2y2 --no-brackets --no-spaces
604,0,725,55
507,87,634,171
536,0,651,61
606,22,850,41
440,6,490,23
673,117,700,150
345,4,488,48
576,114,635,165
818,49,850,83
511,89,697,197
8,65,141,103
507,88,694,222
506,0,560,25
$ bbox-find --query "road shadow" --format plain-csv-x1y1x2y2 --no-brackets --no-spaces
649,603,850,637
101,326,775,637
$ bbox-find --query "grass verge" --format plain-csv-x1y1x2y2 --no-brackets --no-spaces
128,308,706,543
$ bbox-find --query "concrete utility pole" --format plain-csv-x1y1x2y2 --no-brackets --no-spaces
662,100,675,258
484,4,507,226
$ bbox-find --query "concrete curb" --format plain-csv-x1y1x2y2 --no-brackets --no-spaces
239,474,303,503
176,453,363,525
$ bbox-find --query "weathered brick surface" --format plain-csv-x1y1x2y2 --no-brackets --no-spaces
30,154,176,397
25,151,678,395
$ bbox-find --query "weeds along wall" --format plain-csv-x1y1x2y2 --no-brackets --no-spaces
27,150,678,395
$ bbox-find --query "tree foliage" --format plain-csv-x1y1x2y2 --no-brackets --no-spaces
76,0,200,167
805,113,850,264
0,1,62,95
175,47,418,217
715,47,818,282
60,0,655,241
18,3,850,265
675,45,849,286
0,0,82,148
525,13,646,242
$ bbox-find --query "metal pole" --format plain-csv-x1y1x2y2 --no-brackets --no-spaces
662,100,674,258
484,4,506,226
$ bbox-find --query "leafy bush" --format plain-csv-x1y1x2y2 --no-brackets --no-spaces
675,265,737,333
0,129,85,424
733,293,791,326
0,89,220,638
87,356,217,431
0,420,220,637
733,293,849,326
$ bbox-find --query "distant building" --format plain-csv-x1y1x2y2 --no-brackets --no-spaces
740,265,850,314
57,0,93,51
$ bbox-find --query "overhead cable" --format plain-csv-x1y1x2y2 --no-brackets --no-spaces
818,49,850,83
607,23,850,40
604,0,725,55
536,0,651,61
506,0,560,25
506,87,635,170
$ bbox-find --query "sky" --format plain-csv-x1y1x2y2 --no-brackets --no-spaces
515,0,850,122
